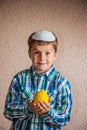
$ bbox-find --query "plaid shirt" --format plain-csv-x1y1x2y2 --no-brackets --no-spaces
4,65,72,130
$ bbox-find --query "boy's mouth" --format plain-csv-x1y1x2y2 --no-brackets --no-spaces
38,62,47,65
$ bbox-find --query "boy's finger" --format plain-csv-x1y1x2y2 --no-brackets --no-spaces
28,99,32,103
39,102,50,111
49,98,51,102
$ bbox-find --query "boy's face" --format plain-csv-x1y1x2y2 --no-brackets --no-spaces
29,41,57,74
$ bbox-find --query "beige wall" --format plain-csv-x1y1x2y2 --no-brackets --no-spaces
0,0,87,130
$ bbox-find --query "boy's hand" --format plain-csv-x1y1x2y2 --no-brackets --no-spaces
28,99,51,114
28,100,43,114
38,101,50,114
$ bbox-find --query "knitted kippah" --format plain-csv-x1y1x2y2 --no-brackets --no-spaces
32,30,56,42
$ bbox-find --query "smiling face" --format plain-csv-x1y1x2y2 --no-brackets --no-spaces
29,41,57,74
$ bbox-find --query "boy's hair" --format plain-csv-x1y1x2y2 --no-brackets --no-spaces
27,32,58,52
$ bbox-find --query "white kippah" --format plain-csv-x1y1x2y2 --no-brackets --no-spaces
32,30,56,42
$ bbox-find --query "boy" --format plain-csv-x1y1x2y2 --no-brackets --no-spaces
4,30,72,130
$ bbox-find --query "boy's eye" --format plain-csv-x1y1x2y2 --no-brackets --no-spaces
46,52,51,55
34,51,40,55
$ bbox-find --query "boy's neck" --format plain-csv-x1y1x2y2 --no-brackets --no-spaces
32,65,53,75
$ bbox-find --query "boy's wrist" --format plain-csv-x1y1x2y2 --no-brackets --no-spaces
40,110,49,117
28,107,33,114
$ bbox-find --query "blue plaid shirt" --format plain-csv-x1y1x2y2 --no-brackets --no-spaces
4,65,72,130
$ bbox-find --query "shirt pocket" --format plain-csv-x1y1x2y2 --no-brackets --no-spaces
19,92,28,103
48,91,57,108
48,90,57,98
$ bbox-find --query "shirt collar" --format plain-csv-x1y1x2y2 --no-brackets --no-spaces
30,65,57,80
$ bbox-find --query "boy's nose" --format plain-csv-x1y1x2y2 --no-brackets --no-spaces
40,53,46,60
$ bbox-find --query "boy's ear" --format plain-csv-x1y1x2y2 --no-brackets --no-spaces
28,50,31,59
54,53,58,60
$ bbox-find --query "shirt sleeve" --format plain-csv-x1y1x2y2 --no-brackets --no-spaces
4,75,33,121
40,78,72,127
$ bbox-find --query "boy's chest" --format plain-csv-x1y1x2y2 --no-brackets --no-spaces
21,77,58,101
